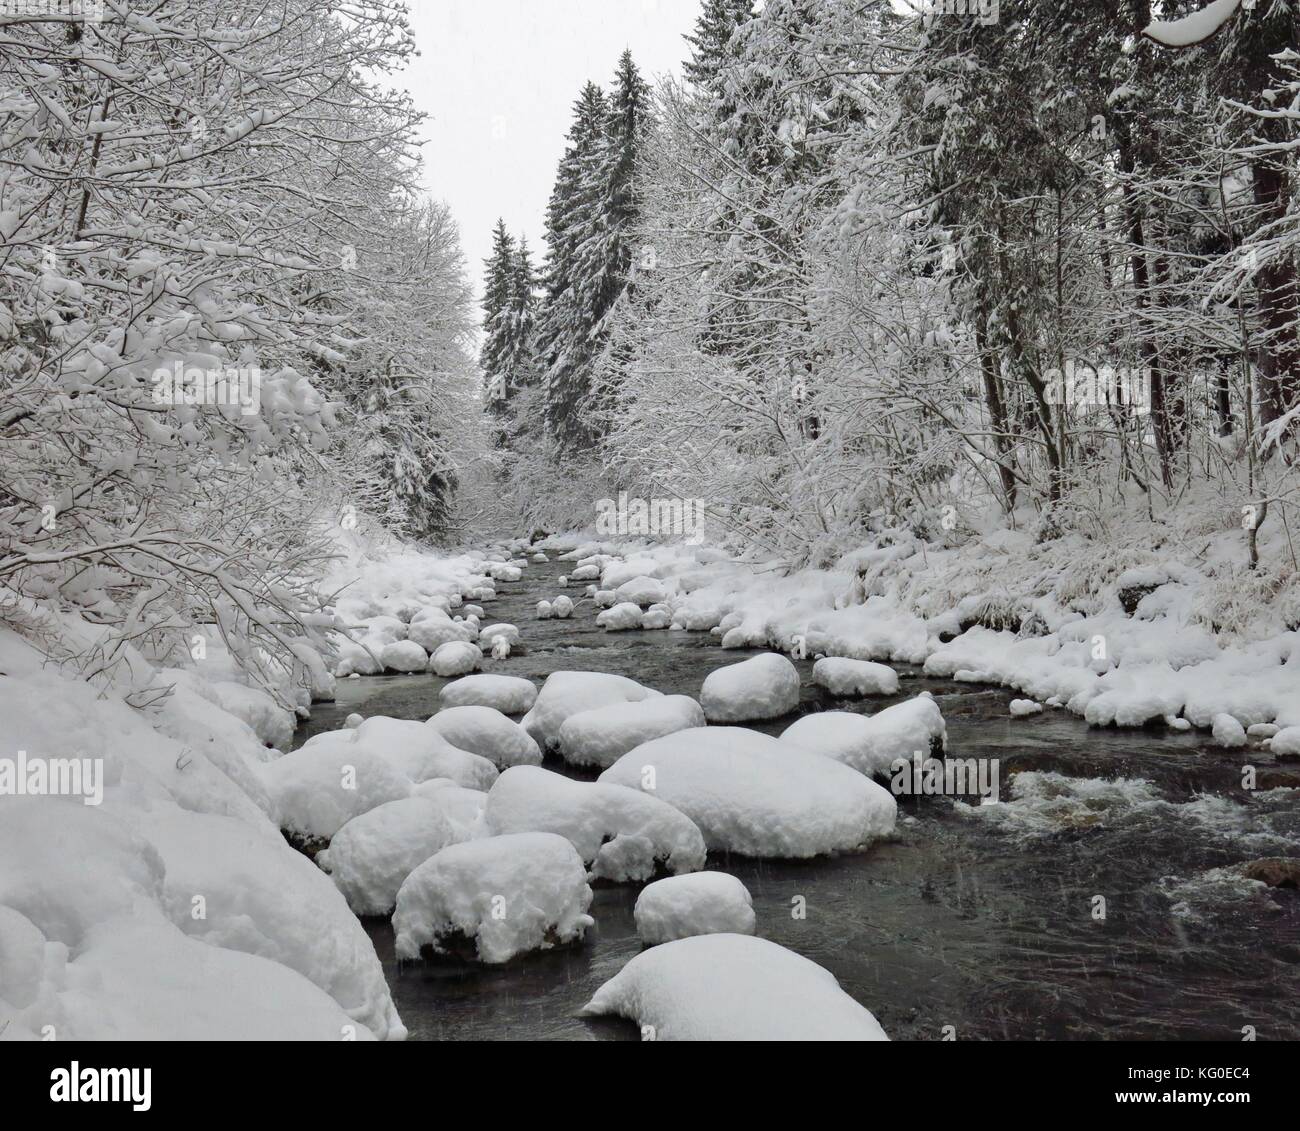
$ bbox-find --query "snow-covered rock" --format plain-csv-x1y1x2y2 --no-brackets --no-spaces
439,673,538,714
392,833,594,964
521,670,662,751
634,872,755,945
1009,698,1043,717
813,657,899,698
556,694,706,769
408,617,474,652
429,641,482,677
615,575,668,606
1269,726,1300,756
479,623,520,649
581,934,888,1041
426,706,542,768
596,601,644,631
262,743,413,842
378,640,428,673
552,595,574,618
537,600,553,619
700,653,801,722
483,766,706,882
1212,712,1247,748
600,727,896,857
316,797,460,916
408,779,487,840
780,694,946,778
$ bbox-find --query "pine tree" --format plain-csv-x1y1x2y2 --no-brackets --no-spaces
505,235,540,391
480,218,516,409
683,0,753,89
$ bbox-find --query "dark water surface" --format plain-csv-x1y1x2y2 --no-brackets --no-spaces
295,558,1300,1041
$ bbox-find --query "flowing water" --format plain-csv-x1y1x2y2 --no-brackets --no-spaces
295,560,1300,1041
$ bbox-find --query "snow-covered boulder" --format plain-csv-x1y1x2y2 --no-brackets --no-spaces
262,743,413,842
1212,712,1247,748
780,695,946,778
581,934,888,1041
521,671,662,751
813,657,899,698
392,833,594,964
1009,698,1043,717
483,766,706,882
594,589,617,608
537,600,553,619
641,606,673,630
409,779,487,840
596,602,644,631
556,694,706,770
426,706,542,769
615,575,668,607
634,872,755,945
700,653,801,722
428,641,482,677
316,797,460,916
1269,726,1300,756
296,717,499,792
439,673,538,714
379,640,428,674
408,617,474,653
479,623,520,649
600,727,896,857
360,615,407,645
552,595,574,619
570,564,602,581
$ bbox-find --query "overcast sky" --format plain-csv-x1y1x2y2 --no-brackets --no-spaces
401,0,702,304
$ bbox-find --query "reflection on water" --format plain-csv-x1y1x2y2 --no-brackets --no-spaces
296,559,1300,1041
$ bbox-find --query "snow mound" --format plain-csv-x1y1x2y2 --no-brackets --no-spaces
1270,726,1300,756
303,716,499,790
616,575,668,606
701,652,801,722
479,623,520,648
521,670,662,751
426,705,542,768
262,742,413,842
780,695,946,777
1009,698,1043,717
597,601,645,630
439,673,538,714
379,640,427,673
813,657,899,697
634,872,755,945
600,727,896,857
581,933,888,1041
483,766,707,882
429,640,482,676
317,797,460,916
552,595,574,618
556,695,706,769
537,600,553,619
409,779,487,840
392,832,593,964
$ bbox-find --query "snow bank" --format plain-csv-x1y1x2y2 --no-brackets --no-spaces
426,706,542,768
700,653,801,722
582,934,888,1040
392,832,594,964
555,694,706,769
634,872,755,944
600,727,896,857
483,766,706,882
439,673,538,714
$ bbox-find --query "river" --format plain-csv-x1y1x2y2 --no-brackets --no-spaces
294,558,1300,1040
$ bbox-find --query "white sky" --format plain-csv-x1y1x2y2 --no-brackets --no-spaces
401,0,702,303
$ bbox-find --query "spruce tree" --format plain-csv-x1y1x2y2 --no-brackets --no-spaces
683,0,753,89
480,218,516,409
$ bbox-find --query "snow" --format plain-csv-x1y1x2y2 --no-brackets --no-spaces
439,673,538,714
1270,726,1300,756
813,657,899,697
379,640,427,673
429,640,483,676
426,705,542,768
700,652,801,722
408,779,488,839
261,741,414,842
1009,698,1043,717
537,600,553,619
599,727,897,857
581,934,888,1041
615,575,668,606
634,872,755,944
780,694,947,777
483,766,707,882
408,617,475,652
316,797,460,916
596,601,645,630
1212,712,1247,748
1142,0,1240,49
521,670,662,751
555,694,706,769
552,595,575,618
479,623,520,648
392,832,594,964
